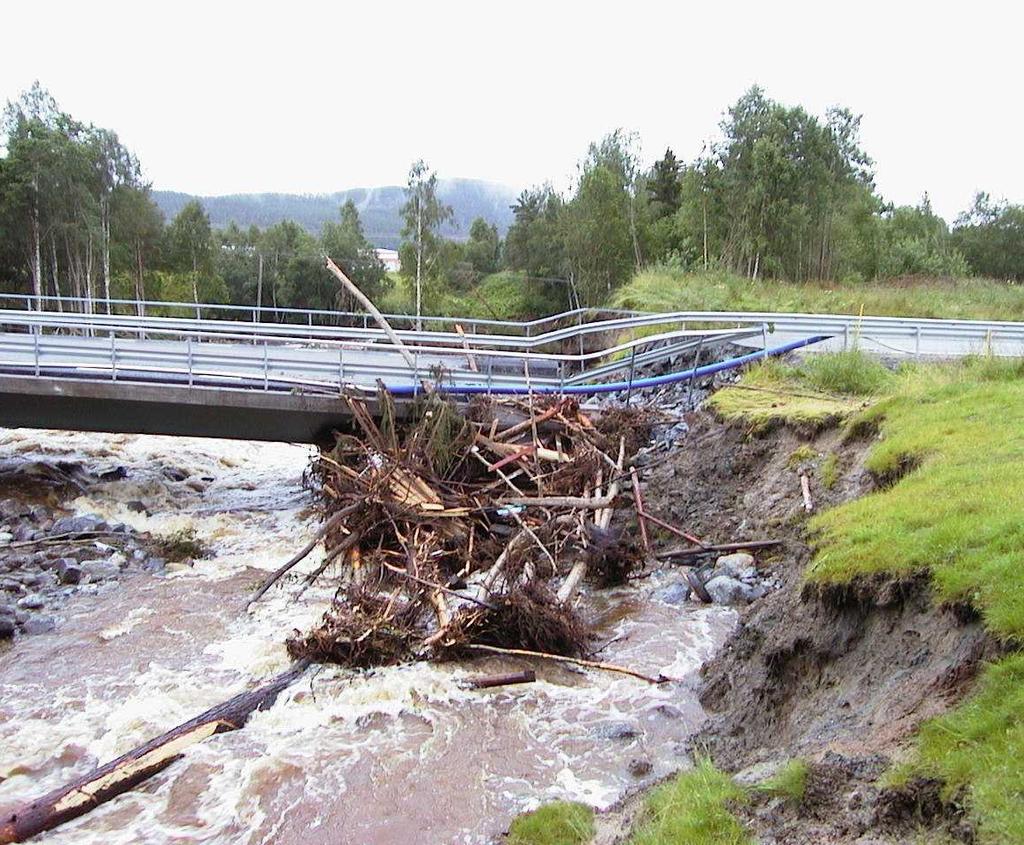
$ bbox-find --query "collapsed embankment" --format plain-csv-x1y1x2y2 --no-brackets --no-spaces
622,410,997,843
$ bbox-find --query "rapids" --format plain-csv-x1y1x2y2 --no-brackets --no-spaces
0,429,734,844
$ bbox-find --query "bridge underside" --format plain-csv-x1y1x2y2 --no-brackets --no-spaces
0,375,400,444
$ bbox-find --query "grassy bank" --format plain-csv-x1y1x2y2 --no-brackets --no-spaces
612,267,1024,322
717,353,1024,843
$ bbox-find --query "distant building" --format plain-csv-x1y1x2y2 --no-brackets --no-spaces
375,248,401,273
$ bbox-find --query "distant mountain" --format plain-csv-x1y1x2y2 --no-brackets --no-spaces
153,179,519,249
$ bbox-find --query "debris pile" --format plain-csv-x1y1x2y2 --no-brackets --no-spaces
250,392,654,670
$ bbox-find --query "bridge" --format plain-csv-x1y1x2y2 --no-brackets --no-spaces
1,294,1022,443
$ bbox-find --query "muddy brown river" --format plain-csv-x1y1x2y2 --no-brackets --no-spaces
0,430,734,844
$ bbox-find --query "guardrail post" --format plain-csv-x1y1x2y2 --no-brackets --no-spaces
625,345,638,407
915,326,921,358
308,312,313,341
686,337,705,410
111,334,117,382
338,348,345,390
187,337,194,387
33,332,40,377
487,358,493,396
413,353,420,399
761,322,768,351
263,342,269,390
843,325,849,351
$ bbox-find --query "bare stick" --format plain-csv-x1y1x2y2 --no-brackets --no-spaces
656,539,783,560
247,503,360,607
800,473,814,512
498,494,616,510
324,256,417,371
630,467,651,554
637,509,708,548
464,643,667,685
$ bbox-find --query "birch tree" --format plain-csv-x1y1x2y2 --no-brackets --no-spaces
399,160,452,329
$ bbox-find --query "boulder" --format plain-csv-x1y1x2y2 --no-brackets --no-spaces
714,552,756,579
56,559,83,585
0,531,12,545
17,593,45,610
80,559,120,582
21,615,57,635
655,582,692,605
51,514,108,536
704,575,762,605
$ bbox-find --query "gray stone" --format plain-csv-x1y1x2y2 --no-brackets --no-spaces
56,559,83,585
162,466,188,482
655,582,692,605
0,616,14,638
0,603,15,618
592,720,642,740
21,615,57,635
704,575,761,605
12,525,34,542
80,559,120,582
142,557,167,574
714,552,756,579
125,500,149,514
51,514,108,536
0,531,12,545
17,593,45,610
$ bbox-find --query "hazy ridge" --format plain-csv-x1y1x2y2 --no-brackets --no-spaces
153,178,519,249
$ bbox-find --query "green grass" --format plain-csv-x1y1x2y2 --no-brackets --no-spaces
756,759,809,802
627,758,751,845
820,453,841,489
904,654,1024,845
806,359,1024,638
611,267,1024,322
708,360,867,433
798,349,892,396
507,801,595,845
795,355,1024,843
787,445,818,469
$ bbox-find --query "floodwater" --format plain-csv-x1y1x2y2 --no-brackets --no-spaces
0,429,735,844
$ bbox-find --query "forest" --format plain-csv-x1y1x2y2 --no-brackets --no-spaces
1,82,1022,321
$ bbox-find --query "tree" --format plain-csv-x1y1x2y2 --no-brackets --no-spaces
463,217,500,276
111,186,163,312
504,186,566,281
953,193,1024,281
165,200,215,304
400,160,453,328
321,200,387,309
647,148,682,218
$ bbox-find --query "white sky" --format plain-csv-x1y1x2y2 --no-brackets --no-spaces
2,0,1020,221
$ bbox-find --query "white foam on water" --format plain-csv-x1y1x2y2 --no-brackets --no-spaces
0,428,736,843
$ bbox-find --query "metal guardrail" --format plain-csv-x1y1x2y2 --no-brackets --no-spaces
0,308,759,394
5,294,1024,357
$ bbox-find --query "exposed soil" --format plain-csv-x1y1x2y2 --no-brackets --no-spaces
614,410,999,843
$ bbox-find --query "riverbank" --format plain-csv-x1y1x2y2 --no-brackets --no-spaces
510,353,1023,844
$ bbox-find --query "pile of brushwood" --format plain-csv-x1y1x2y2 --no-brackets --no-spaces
252,392,655,671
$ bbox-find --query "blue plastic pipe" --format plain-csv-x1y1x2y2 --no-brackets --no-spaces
388,334,831,397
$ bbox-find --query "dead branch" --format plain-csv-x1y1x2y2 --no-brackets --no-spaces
464,644,667,685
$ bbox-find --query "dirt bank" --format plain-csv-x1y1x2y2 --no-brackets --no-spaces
629,412,998,843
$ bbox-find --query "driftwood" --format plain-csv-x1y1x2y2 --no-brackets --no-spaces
630,467,651,553
247,503,360,607
465,643,667,685
464,669,536,689
800,473,814,512
657,539,783,560
0,661,310,845
324,256,417,371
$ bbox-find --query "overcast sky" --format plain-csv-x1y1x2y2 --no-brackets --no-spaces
2,1,1020,221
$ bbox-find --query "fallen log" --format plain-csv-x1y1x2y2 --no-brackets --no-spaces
464,670,536,689
656,539,784,560
0,661,310,845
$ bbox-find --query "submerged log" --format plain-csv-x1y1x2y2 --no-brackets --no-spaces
0,661,310,845
464,670,536,689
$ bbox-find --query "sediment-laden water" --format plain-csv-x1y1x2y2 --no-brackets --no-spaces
0,429,734,844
